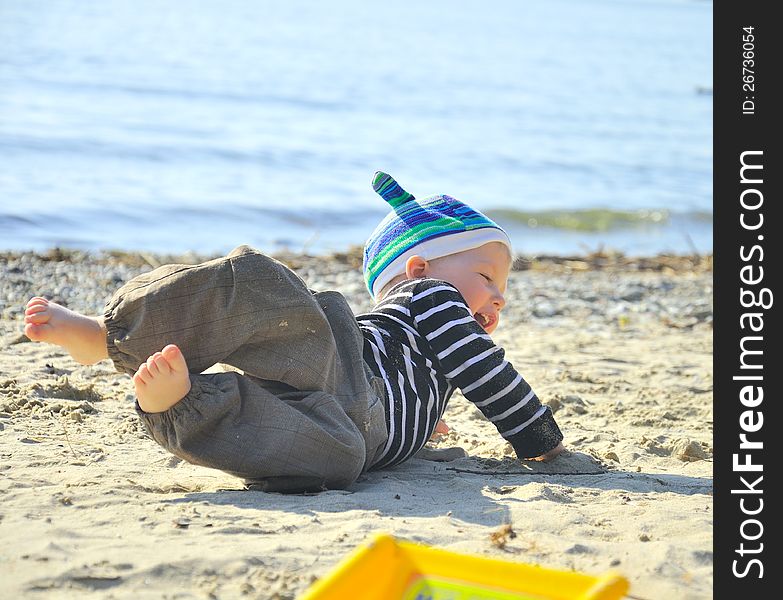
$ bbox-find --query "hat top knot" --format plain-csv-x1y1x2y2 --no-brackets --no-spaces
372,171,416,209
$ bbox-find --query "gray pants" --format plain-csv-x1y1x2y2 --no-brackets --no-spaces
103,245,388,492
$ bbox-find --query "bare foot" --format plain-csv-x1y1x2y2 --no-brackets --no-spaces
24,297,108,365
133,344,192,413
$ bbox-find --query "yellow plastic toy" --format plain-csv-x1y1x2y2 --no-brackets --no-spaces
300,534,629,600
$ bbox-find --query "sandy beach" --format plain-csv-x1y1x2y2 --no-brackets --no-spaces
0,248,713,599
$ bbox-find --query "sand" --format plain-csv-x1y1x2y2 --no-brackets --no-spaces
0,250,713,599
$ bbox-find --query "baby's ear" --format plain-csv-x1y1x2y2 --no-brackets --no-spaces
405,256,428,279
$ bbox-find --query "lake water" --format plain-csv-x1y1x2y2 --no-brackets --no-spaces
0,0,712,256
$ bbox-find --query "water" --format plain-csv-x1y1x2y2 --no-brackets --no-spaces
0,0,712,256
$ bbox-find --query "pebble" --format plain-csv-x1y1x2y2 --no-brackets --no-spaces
565,543,592,554
618,286,646,302
532,302,559,318
671,438,711,462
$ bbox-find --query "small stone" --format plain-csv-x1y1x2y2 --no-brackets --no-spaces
671,438,711,462
639,533,651,542
546,398,562,413
10,334,31,345
620,288,645,302
565,544,592,554
533,303,558,318
604,451,620,463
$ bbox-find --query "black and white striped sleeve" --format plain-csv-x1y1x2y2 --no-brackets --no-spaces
409,279,563,458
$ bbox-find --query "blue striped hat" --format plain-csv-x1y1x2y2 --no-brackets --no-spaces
363,171,512,299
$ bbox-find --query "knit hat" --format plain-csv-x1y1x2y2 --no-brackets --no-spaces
363,171,512,299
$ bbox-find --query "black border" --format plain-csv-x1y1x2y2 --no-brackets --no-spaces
714,2,780,595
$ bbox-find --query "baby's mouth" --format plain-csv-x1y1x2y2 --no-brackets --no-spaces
474,312,496,331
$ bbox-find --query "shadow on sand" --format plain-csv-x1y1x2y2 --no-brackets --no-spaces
162,451,712,526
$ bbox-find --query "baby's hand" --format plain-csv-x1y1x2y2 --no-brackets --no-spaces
429,419,450,442
525,442,565,462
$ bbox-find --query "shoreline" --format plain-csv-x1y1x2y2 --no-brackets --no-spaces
0,248,713,598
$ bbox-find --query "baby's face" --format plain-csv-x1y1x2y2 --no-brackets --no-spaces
424,242,511,334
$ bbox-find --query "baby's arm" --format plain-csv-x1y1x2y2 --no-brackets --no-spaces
409,280,563,459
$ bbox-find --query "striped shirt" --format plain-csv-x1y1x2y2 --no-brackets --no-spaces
356,278,563,469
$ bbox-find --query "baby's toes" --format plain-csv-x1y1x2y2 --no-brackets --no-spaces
145,355,162,376
25,304,48,317
26,297,49,310
24,311,50,324
134,363,152,385
152,354,171,374
24,322,46,340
